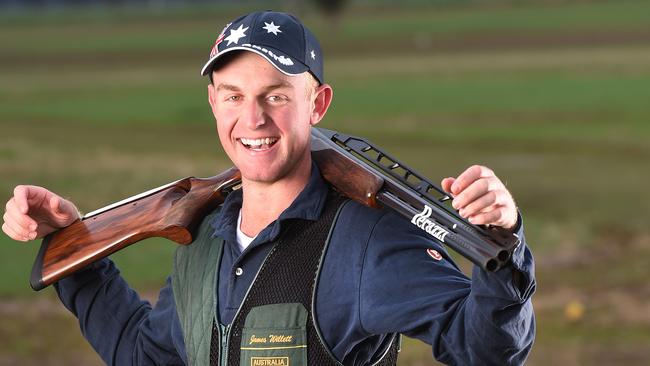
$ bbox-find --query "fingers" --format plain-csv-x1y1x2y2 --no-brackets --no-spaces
2,206,36,241
465,206,509,227
450,165,493,195
13,185,33,215
452,176,501,211
3,216,36,241
14,184,52,215
3,199,38,240
5,199,37,231
446,165,518,230
441,177,455,194
458,191,498,218
3,185,79,241
18,185,79,224
2,222,29,241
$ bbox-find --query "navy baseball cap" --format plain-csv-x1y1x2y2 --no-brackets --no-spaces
200,11,324,84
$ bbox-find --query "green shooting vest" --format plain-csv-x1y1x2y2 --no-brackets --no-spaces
172,194,400,366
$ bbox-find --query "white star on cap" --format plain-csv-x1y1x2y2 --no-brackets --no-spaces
310,50,316,60
225,24,249,46
262,21,282,35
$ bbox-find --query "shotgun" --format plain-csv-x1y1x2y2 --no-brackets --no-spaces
30,128,520,291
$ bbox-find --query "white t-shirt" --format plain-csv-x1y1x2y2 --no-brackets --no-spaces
236,209,256,251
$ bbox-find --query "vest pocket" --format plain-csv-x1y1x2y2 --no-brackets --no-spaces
240,303,308,366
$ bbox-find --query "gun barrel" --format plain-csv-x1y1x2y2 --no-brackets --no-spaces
376,190,506,272
311,127,519,272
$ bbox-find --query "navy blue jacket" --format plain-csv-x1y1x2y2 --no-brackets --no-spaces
55,164,536,365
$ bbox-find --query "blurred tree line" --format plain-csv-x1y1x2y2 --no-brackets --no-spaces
0,0,351,27
0,0,305,8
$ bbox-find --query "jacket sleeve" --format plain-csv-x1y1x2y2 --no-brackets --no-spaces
54,258,186,366
358,210,536,366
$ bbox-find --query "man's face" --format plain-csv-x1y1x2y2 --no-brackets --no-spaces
208,52,329,185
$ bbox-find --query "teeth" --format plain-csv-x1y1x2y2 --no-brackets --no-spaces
240,137,278,147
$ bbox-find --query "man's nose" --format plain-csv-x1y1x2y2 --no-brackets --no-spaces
242,100,265,129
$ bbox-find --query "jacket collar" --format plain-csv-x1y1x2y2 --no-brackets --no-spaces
210,162,330,245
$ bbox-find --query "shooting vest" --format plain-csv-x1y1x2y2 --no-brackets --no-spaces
172,193,400,366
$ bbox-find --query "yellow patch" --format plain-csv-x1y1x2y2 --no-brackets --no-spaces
251,356,289,366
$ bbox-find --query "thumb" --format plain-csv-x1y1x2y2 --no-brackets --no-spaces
441,177,455,194
49,195,73,219
50,195,81,221
49,195,63,215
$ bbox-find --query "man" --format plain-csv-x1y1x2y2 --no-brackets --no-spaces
2,10,535,366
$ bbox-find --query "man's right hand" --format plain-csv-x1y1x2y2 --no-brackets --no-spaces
2,185,81,242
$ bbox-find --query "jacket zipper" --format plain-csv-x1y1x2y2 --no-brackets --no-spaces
220,323,229,366
218,246,278,365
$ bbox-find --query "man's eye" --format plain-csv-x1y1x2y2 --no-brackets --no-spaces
267,95,286,103
226,95,241,102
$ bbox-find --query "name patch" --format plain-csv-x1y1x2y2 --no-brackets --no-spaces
411,205,449,243
248,334,294,345
251,356,289,366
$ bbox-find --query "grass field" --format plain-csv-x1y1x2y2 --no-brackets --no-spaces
1,1,650,365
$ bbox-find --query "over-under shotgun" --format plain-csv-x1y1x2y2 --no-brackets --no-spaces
30,128,520,291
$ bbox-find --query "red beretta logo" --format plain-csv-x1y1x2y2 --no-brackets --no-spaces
427,248,442,261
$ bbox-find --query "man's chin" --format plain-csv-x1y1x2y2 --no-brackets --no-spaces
242,174,275,184
240,169,283,185
237,155,310,186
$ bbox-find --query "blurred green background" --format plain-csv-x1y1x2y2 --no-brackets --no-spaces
1,0,649,365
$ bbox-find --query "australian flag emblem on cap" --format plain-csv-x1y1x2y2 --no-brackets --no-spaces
201,11,324,85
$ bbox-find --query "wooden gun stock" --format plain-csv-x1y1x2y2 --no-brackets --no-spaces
30,167,241,290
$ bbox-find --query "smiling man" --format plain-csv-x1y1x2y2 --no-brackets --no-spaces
2,11,536,366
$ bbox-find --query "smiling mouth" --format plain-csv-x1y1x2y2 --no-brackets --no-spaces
239,137,279,151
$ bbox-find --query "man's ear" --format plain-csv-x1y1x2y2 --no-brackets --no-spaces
207,82,218,116
310,83,333,126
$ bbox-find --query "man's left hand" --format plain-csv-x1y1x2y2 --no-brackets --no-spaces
441,165,518,231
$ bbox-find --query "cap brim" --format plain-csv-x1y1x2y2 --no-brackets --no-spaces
200,45,309,77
